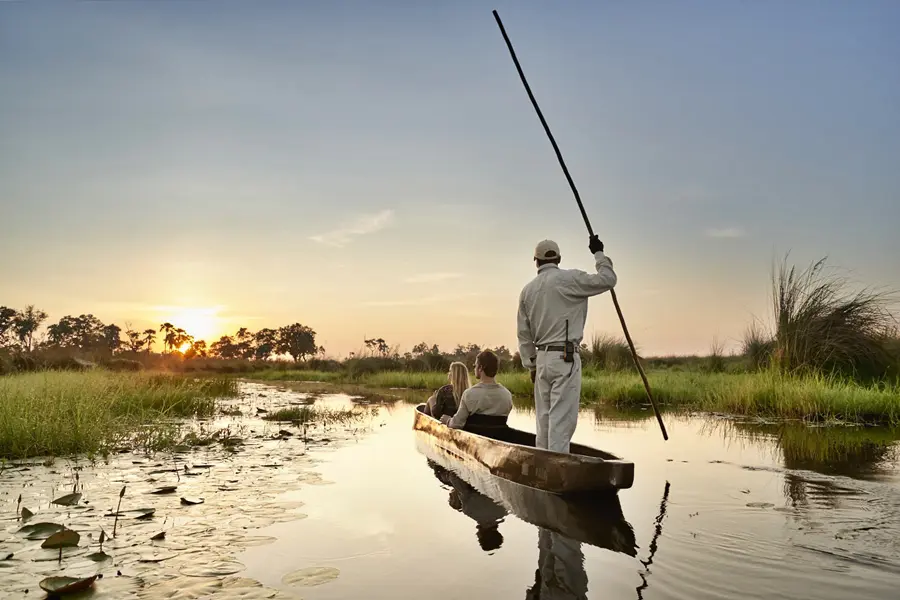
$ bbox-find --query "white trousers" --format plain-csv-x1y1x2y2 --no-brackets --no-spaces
536,527,588,599
534,351,581,453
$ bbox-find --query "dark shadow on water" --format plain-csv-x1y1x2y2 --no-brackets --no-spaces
415,433,678,599
429,460,509,553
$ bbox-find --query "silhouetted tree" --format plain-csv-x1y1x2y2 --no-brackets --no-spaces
101,324,122,353
254,328,278,361
169,327,192,353
412,342,441,357
453,343,482,366
13,305,48,352
210,335,240,359
0,306,18,347
159,322,175,353
235,327,255,359
124,323,144,353
47,316,77,347
278,324,318,362
184,339,208,359
142,329,157,354
364,337,390,356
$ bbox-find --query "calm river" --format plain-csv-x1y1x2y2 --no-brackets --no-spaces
2,381,899,599
238,385,900,600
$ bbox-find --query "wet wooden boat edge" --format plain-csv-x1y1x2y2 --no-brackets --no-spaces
412,404,635,494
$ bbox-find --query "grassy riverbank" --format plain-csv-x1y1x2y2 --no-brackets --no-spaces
0,371,237,459
250,368,900,426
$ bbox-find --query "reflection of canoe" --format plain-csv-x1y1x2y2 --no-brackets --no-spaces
413,404,634,494
417,434,637,556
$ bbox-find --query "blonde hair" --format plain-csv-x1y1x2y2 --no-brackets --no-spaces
449,361,471,402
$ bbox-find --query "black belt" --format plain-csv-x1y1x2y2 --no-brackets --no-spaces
536,344,578,352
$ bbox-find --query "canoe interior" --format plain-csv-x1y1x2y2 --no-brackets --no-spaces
414,404,621,461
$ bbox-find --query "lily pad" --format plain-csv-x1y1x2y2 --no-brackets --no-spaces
180,497,204,506
151,486,178,495
40,575,98,594
746,502,775,509
179,559,245,577
87,551,112,562
151,531,166,541
20,507,34,522
18,522,65,539
52,492,83,506
138,550,177,563
282,566,340,587
133,508,156,520
42,529,80,549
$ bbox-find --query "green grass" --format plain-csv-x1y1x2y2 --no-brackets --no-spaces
247,368,900,426
0,370,238,459
262,405,366,426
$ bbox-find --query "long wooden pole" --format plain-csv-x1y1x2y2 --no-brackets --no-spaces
492,9,668,440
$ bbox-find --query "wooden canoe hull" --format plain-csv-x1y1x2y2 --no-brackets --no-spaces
412,404,634,494
417,434,638,554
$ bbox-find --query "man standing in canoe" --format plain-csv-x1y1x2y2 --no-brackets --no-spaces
517,236,617,453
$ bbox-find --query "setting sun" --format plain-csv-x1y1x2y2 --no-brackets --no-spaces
158,306,223,343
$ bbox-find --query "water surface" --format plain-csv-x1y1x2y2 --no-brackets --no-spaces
239,388,900,600
2,382,899,599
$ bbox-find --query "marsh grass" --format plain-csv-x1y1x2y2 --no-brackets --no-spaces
0,371,237,459
249,369,900,425
765,256,898,380
262,405,365,426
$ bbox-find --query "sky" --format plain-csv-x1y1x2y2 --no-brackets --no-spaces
1,0,898,357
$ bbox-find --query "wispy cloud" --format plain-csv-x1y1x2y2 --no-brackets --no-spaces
310,210,394,247
705,227,746,239
404,272,464,284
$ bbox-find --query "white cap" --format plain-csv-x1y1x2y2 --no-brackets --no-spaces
534,239,560,260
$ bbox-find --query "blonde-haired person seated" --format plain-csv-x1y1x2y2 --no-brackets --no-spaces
441,350,512,432
425,361,471,419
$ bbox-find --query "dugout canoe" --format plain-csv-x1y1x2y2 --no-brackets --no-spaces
417,437,638,554
412,404,634,494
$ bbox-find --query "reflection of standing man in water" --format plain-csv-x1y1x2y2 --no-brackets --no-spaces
526,528,589,600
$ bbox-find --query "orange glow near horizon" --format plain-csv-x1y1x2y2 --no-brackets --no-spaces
158,306,224,344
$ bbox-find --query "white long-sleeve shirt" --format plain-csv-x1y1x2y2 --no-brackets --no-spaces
445,382,513,429
517,251,617,370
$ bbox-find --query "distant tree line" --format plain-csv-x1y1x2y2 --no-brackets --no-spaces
0,305,323,363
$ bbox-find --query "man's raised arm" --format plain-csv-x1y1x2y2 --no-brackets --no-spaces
565,236,617,298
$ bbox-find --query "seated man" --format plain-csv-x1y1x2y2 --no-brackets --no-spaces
441,350,513,432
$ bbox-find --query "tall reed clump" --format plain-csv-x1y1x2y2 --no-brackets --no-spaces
584,333,634,372
703,338,727,373
745,255,898,382
0,371,236,459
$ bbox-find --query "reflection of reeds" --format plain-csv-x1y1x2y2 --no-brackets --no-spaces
0,372,236,459
706,418,900,476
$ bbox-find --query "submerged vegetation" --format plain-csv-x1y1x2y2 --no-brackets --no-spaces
0,371,237,459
